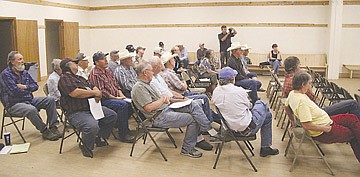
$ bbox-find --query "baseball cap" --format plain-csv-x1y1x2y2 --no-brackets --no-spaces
60,58,79,70
219,67,238,79
75,53,89,61
93,51,109,62
126,44,135,52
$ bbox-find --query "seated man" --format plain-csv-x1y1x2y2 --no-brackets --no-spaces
227,42,263,104
212,67,279,157
89,51,135,143
75,53,90,80
114,50,138,98
285,71,360,162
46,58,62,102
132,61,218,158
108,50,120,74
283,56,360,119
241,44,258,80
160,52,214,122
58,58,117,158
1,51,61,141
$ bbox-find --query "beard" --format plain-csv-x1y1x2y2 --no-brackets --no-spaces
14,64,25,72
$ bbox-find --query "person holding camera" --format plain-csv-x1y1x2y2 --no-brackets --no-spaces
218,25,237,67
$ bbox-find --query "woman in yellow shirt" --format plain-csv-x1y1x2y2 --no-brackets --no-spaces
285,71,360,163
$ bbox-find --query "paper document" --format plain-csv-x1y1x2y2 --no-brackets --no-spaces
199,78,210,82
10,143,30,154
169,99,193,109
88,98,105,120
0,146,12,155
123,98,132,103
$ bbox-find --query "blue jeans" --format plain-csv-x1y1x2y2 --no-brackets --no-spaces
68,107,117,150
102,99,132,138
181,58,189,69
247,72,258,79
250,100,273,147
9,96,58,132
323,100,360,120
184,92,213,122
269,60,281,74
235,79,262,104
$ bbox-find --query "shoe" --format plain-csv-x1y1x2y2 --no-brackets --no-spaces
180,148,203,158
95,136,108,147
42,128,59,141
257,88,266,92
50,126,63,138
195,140,213,151
119,134,135,143
260,147,279,157
79,143,93,158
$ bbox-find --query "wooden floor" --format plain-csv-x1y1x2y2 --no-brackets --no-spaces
0,76,359,177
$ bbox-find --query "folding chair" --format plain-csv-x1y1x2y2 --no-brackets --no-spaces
181,71,206,94
213,106,257,172
129,102,177,161
355,94,360,106
284,109,334,175
43,83,64,122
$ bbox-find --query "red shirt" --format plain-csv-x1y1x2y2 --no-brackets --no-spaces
282,73,316,101
89,66,121,99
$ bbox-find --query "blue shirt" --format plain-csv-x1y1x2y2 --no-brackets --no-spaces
242,56,248,70
1,67,38,108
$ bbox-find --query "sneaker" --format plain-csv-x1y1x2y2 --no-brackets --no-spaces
119,134,135,143
79,143,93,158
50,126,63,138
180,148,203,158
95,136,108,147
260,147,279,157
257,88,266,92
195,140,213,151
42,128,59,141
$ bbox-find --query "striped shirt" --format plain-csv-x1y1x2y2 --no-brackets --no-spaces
89,66,121,99
114,64,137,92
159,68,186,94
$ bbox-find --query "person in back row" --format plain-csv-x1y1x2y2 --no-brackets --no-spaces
75,53,90,80
46,58,62,102
212,67,279,157
114,50,138,98
108,50,120,74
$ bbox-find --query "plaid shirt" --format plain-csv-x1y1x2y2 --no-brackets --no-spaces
58,72,93,114
1,67,38,108
89,66,121,99
159,68,186,94
283,73,316,101
114,64,137,92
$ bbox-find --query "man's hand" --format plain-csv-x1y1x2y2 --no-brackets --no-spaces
16,84,27,90
115,96,126,100
160,95,170,104
323,122,332,133
93,89,102,98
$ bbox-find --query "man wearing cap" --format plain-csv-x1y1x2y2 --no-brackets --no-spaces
46,58,62,101
177,44,189,69
1,51,61,141
114,50,138,98
58,58,117,157
153,47,164,58
159,41,165,51
196,43,207,65
218,25,237,67
160,52,214,123
108,50,120,74
132,61,219,158
227,42,262,104
212,67,279,157
75,53,90,80
241,45,258,80
89,51,135,143
135,46,146,63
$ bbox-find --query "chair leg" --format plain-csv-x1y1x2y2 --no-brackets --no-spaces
311,139,334,175
178,128,183,133
233,139,258,172
9,116,26,143
59,120,68,154
0,115,5,139
284,133,294,157
281,120,291,141
289,133,305,172
213,140,224,169
214,143,220,154
165,130,177,148
243,141,254,156
21,117,26,130
147,132,168,161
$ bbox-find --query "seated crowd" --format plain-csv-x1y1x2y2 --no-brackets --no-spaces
0,40,359,164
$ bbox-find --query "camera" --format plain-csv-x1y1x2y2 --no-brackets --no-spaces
228,28,233,34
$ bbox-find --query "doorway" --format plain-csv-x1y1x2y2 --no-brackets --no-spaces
0,19,16,72
45,19,62,75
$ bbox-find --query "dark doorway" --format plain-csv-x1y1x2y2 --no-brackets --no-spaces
45,20,62,75
0,19,16,72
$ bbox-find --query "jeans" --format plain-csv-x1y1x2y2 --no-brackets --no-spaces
181,58,189,69
153,100,212,150
313,114,360,162
235,79,262,104
249,100,273,147
9,96,58,133
68,107,117,150
220,51,230,67
323,100,360,120
184,92,213,122
247,72,258,79
102,99,132,138
269,60,281,75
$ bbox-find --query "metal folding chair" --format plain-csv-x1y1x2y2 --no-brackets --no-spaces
43,83,64,122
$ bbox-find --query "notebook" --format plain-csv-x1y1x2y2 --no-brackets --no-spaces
10,143,30,154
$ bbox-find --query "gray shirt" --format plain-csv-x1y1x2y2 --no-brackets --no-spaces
108,60,120,74
132,80,168,120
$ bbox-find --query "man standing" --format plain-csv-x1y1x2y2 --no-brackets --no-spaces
58,58,117,158
114,50,138,98
89,51,135,143
75,53,90,80
218,25,237,67
108,50,120,74
1,51,60,141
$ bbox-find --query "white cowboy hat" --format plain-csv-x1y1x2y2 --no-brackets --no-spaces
161,51,178,65
240,44,252,50
118,49,135,60
227,42,242,51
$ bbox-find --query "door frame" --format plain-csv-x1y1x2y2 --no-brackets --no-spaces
0,17,17,51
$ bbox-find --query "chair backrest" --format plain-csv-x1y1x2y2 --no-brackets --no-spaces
355,94,360,106
215,106,233,131
43,83,49,96
341,88,353,100
130,101,149,126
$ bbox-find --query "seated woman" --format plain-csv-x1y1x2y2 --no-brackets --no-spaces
285,71,360,163
198,49,218,93
267,43,282,75
206,49,221,71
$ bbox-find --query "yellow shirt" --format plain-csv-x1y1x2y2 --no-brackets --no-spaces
285,91,332,137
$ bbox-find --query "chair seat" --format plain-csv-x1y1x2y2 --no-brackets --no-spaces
189,87,206,93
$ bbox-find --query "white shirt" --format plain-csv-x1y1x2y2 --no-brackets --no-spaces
212,83,252,132
76,66,89,80
46,71,61,101
150,74,173,97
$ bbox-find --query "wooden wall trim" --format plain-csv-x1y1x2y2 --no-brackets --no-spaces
6,0,360,11
343,24,360,28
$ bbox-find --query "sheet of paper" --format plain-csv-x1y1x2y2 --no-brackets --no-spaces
199,78,210,82
123,98,132,103
169,99,193,109
0,146,12,155
10,143,30,154
88,98,105,120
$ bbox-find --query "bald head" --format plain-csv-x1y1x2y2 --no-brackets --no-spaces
147,56,163,75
